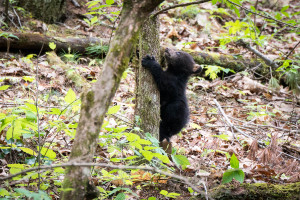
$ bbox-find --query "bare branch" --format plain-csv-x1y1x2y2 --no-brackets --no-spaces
226,0,298,28
236,39,279,69
213,99,300,161
152,0,211,17
284,40,300,60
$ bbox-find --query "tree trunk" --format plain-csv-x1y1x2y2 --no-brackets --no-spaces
60,1,164,199
136,14,161,140
17,0,66,23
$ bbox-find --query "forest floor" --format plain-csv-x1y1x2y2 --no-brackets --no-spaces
0,0,299,199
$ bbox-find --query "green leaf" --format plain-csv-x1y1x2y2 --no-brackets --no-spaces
115,192,125,200
125,133,140,141
47,108,61,115
0,188,10,197
22,76,35,82
212,134,229,141
0,85,10,90
222,169,245,184
141,150,154,161
90,16,98,25
49,42,56,50
6,120,22,140
20,147,37,156
26,111,37,122
14,188,32,197
137,139,152,145
107,105,120,114
172,155,190,169
8,163,25,169
106,0,114,5
230,153,239,169
188,187,194,194
148,197,156,200
153,153,170,164
64,89,77,104
25,103,38,113
160,190,168,196
38,147,56,159
280,5,289,12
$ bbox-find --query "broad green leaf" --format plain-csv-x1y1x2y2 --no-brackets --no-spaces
222,169,245,184
212,134,229,141
107,105,120,114
230,153,239,169
14,188,32,197
49,42,56,50
281,5,289,12
47,108,61,115
137,139,152,145
172,155,190,169
154,153,170,164
20,147,37,156
0,188,10,197
0,85,10,90
38,147,56,159
8,163,25,169
160,190,168,196
188,187,194,193
6,120,22,140
64,89,76,104
90,16,98,24
148,197,156,200
0,113,6,120
26,54,36,60
106,0,114,5
22,76,35,82
115,192,125,200
25,103,38,113
141,150,154,161
26,111,37,122
125,133,140,141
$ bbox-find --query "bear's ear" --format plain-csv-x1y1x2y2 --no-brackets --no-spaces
193,64,203,74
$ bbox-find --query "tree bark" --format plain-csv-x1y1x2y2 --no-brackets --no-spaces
136,14,161,140
60,0,164,199
0,32,109,54
17,0,66,23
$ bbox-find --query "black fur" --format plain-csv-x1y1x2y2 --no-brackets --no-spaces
142,48,198,142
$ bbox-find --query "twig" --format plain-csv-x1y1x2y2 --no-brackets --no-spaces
12,7,22,28
226,0,298,28
0,162,210,200
236,39,279,69
213,99,300,161
284,40,300,61
35,43,44,190
152,0,211,17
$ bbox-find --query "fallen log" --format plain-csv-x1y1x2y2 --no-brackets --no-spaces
0,32,109,54
194,182,300,200
0,32,273,76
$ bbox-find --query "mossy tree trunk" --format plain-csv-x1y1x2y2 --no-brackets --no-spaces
60,0,164,200
136,14,161,140
17,0,66,23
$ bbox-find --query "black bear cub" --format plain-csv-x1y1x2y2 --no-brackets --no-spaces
142,48,200,152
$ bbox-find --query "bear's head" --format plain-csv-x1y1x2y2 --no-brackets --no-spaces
164,48,195,75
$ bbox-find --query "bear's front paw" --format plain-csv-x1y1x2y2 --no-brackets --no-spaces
142,55,156,68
